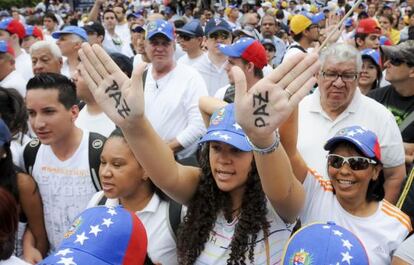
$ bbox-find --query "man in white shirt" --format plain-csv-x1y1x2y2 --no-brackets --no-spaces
176,19,205,66
30,40,63,75
52,26,88,78
0,40,27,97
193,18,231,96
102,9,126,55
144,19,207,159
0,18,33,81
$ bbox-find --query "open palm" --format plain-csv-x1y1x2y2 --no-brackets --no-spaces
78,43,146,128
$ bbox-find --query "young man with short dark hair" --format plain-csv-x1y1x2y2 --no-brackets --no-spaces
354,18,381,50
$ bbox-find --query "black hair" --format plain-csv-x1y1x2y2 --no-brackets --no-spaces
109,53,133,78
103,9,117,18
292,32,303,42
362,56,382,90
0,87,28,141
241,58,264,79
327,141,385,202
177,144,270,264
409,25,414,40
358,11,369,20
0,144,18,203
26,73,77,110
0,187,18,260
354,32,368,48
43,12,58,23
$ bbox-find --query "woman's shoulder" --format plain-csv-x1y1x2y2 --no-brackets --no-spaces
379,200,412,233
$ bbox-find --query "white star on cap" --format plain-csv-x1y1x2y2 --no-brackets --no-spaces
347,130,356,136
57,257,77,265
342,239,353,250
322,225,330,229
219,134,231,141
356,128,365,134
333,229,343,237
74,232,89,245
341,251,353,264
55,248,73,257
89,225,102,237
233,123,242,130
219,44,226,48
102,218,114,228
107,208,117,216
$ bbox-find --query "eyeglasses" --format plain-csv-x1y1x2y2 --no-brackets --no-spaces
177,34,193,41
209,31,231,40
321,71,358,82
327,154,377,171
388,58,414,67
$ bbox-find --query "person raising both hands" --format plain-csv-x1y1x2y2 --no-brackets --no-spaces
78,43,319,264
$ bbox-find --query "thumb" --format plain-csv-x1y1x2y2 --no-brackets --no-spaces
131,62,148,92
232,65,247,106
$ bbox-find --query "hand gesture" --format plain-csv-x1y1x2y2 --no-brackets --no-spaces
233,53,320,146
78,43,147,129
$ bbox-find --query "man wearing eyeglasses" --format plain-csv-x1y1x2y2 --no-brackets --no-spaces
297,43,405,204
193,18,231,96
176,19,205,66
368,41,414,173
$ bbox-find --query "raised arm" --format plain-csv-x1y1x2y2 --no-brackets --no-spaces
79,43,200,204
233,52,320,222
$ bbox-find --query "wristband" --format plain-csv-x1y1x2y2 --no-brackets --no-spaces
246,131,280,155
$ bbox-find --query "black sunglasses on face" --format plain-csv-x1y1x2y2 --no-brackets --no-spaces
178,34,193,41
389,58,414,67
208,31,230,40
327,154,377,171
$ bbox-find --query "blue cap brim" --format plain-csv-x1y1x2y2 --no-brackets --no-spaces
38,247,111,265
324,136,375,158
218,44,242,57
52,31,88,41
199,130,252,151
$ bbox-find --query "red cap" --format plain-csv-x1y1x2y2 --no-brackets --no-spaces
26,25,44,40
0,18,26,40
356,18,381,35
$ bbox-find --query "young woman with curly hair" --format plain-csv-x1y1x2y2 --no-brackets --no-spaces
79,43,320,264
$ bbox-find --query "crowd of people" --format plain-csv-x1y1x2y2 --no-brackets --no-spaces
0,0,414,264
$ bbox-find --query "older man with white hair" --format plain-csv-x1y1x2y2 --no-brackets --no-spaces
30,40,63,75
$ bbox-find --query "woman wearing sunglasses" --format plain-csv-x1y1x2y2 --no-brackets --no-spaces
287,121,411,264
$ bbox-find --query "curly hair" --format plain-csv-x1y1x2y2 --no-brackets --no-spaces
177,144,270,265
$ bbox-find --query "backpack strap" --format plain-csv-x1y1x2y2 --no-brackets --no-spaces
142,69,148,90
23,139,41,175
167,200,183,241
399,111,414,133
223,85,235,103
88,132,106,192
288,44,307,53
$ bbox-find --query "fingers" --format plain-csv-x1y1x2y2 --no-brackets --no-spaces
232,65,248,105
92,44,124,76
288,76,318,107
265,52,308,84
79,44,103,86
131,62,148,92
79,63,97,93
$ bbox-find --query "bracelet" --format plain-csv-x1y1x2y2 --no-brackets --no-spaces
246,130,280,155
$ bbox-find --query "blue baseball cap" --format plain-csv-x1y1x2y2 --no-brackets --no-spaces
361,48,380,66
199,104,251,151
219,37,267,69
0,118,12,147
303,11,325,24
205,18,232,36
345,18,354,27
52,26,88,42
324,126,381,162
0,40,14,57
146,19,175,40
38,206,147,265
176,19,204,37
282,222,369,265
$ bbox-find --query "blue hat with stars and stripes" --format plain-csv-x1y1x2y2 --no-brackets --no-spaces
282,222,369,265
146,19,175,40
38,206,147,265
199,103,252,151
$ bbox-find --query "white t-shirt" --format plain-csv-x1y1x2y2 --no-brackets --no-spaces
75,107,115,137
102,31,125,55
192,53,229,96
196,200,294,264
394,235,414,264
31,131,97,251
115,23,131,47
144,63,208,158
298,88,405,178
15,50,34,81
11,133,31,169
60,58,71,79
0,70,27,97
133,54,144,69
177,53,205,67
0,256,30,265
87,192,179,265
301,169,412,265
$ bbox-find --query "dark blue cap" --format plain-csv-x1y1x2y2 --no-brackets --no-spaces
205,18,232,36
0,118,11,147
176,19,204,37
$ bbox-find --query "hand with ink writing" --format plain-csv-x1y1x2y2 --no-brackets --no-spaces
233,52,320,147
78,43,147,128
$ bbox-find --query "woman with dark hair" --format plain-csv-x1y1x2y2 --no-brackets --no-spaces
379,13,401,44
86,128,178,265
79,44,317,264
286,121,411,263
0,118,48,264
0,187,30,265
358,49,382,95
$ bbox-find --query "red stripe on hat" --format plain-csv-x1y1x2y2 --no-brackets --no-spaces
373,138,381,161
122,212,148,265
241,40,267,69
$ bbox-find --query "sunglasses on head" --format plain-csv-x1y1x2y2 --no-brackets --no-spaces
209,31,230,40
389,57,414,67
327,154,377,171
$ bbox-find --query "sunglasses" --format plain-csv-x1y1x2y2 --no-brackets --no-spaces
327,154,377,171
209,31,231,40
389,58,414,67
177,34,193,41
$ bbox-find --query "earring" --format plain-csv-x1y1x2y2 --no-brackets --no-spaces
1,153,6,159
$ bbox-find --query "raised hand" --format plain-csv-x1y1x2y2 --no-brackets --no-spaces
233,52,320,146
78,43,147,129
